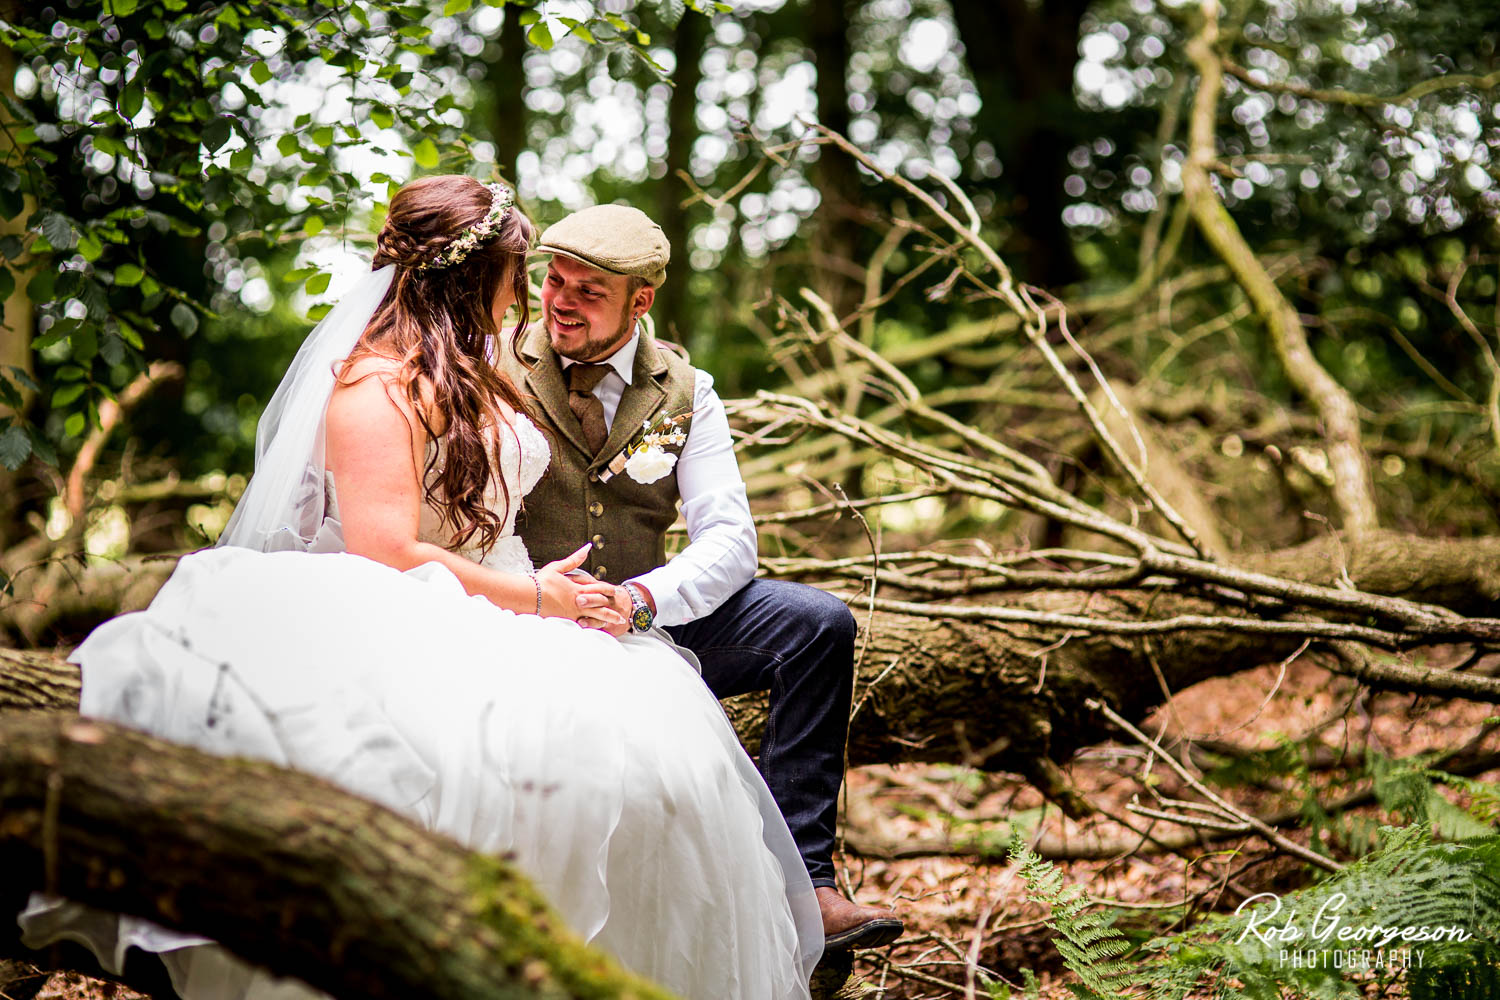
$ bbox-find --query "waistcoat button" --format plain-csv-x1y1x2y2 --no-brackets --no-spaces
592,534,604,548
595,565,608,579
588,501,604,517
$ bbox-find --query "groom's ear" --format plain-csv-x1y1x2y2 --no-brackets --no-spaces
630,281,656,319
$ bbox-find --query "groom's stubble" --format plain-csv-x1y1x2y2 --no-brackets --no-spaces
544,296,635,364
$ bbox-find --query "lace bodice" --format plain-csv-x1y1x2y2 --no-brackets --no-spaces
416,412,550,574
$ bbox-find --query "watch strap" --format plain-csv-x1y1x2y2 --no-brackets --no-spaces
623,583,654,633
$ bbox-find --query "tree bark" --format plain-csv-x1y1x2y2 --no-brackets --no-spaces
808,0,864,321
7,531,1500,794
654,8,707,344
948,0,1090,288
0,711,676,1000
0,34,36,553
487,5,528,185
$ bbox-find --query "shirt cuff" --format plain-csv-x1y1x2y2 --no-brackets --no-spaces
630,565,689,627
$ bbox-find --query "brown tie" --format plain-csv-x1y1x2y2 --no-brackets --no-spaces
566,362,611,454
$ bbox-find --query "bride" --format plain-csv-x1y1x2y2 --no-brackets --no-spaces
19,175,823,998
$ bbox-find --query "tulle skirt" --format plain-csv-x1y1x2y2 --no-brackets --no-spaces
19,547,821,999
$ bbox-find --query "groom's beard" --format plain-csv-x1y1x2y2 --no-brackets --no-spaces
546,299,635,363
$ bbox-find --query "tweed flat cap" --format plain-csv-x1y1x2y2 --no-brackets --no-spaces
537,204,670,287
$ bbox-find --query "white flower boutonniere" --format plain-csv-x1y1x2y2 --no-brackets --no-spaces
624,445,677,484
600,408,695,484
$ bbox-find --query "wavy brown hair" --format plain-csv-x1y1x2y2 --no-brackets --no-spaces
344,174,536,555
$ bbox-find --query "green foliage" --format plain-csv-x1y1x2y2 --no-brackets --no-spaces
1012,837,1138,1000
0,1,669,469
1014,822,1500,999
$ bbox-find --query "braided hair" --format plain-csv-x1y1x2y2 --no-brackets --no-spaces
343,174,536,556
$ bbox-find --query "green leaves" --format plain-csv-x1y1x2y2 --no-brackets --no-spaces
655,0,687,28
5,0,680,473
121,83,145,119
0,424,31,470
40,213,76,251
527,21,553,50
412,137,439,169
203,117,233,152
170,302,199,337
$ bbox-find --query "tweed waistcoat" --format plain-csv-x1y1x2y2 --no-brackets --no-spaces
501,324,697,583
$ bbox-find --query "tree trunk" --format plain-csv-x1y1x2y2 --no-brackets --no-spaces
487,6,528,185
654,9,707,344
949,0,1089,288
808,0,863,321
0,33,36,553
0,711,676,1000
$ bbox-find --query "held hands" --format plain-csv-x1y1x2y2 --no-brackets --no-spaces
535,543,627,630
571,577,632,637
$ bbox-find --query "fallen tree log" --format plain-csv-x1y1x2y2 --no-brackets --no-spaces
0,711,676,1000
6,530,1500,811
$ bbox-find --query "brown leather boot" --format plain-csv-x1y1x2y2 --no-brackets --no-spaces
816,886,904,951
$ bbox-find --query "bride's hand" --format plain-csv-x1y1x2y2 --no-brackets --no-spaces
536,544,627,628
575,583,632,636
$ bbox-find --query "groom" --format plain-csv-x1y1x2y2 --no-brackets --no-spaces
503,204,903,951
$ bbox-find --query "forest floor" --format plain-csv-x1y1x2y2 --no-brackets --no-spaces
30,658,1493,1000
842,655,1497,998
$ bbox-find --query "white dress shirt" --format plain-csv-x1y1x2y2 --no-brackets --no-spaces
560,330,758,626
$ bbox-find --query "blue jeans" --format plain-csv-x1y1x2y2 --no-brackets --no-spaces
667,579,856,887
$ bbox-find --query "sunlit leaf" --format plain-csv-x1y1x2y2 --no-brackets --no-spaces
114,263,144,287
412,137,439,168
443,0,472,14
63,412,85,438
306,272,331,295
527,21,553,49
250,60,272,85
77,231,103,262
52,384,86,407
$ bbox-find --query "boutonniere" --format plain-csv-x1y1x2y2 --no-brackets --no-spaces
599,408,695,484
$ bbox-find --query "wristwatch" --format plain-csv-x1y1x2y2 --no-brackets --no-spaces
623,583,654,633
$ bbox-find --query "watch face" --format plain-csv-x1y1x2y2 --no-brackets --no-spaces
631,605,653,632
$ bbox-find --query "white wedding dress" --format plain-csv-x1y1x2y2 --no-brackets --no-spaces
19,412,822,999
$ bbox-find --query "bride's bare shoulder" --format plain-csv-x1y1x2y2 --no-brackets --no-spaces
330,354,446,435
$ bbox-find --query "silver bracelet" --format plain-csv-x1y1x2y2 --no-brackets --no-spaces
526,569,541,616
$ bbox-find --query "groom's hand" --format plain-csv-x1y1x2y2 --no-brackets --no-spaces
576,584,632,637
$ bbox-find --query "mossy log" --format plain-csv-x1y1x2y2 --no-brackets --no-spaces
6,531,1500,796
0,711,676,1000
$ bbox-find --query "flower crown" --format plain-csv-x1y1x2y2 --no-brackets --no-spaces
413,181,516,272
